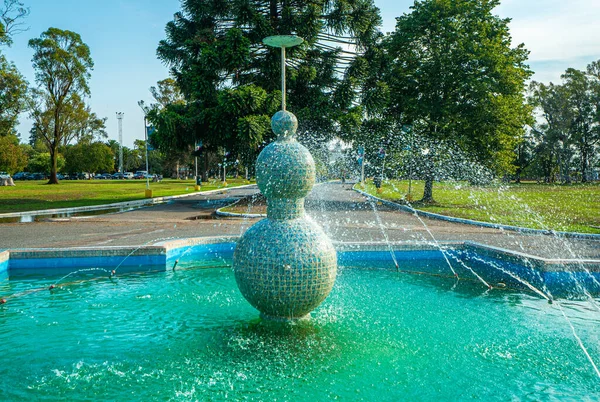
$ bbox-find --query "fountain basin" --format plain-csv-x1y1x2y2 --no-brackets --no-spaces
1,238,599,298
0,246,599,400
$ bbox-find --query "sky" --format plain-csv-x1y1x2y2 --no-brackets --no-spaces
3,0,600,147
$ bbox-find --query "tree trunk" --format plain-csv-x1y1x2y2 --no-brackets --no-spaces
421,174,434,203
47,108,61,185
515,168,521,184
581,146,589,183
202,156,208,182
47,143,59,184
270,0,278,29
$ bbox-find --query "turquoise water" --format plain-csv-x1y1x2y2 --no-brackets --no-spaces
1,264,599,401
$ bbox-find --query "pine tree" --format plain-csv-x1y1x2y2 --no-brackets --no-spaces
151,0,382,162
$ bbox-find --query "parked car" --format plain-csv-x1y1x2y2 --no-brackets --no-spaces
12,172,28,180
77,172,91,180
133,170,148,179
0,171,10,179
97,173,112,180
123,172,134,179
30,173,47,180
57,173,65,180
112,172,125,180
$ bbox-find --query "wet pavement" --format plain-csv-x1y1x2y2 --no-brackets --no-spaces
0,182,598,259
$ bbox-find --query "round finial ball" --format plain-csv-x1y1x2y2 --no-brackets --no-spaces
271,110,298,139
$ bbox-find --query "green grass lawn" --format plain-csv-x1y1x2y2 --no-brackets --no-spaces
357,180,600,234
0,178,253,213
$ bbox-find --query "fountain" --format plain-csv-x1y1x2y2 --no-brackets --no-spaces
1,36,600,402
233,35,337,320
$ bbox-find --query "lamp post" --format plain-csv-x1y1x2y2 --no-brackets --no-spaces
144,115,150,193
137,102,151,198
116,112,124,173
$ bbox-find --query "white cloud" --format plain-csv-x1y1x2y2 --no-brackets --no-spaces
495,0,600,63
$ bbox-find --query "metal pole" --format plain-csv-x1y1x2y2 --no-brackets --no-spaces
194,141,198,183
281,46,286,110
408,130,414,200
361,153,365,187
116,112,124,173
144,116,150,190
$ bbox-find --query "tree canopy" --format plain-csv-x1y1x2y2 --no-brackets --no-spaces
0,54,27,136
28,27,94,184
0,0,29,47
150,0,382,163
385,0,532,201
528,59,600,183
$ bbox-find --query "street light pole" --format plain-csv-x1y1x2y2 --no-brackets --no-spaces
144,115,150,190
116,112,124,173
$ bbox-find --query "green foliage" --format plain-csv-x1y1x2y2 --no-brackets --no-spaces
0,54,28,136
28,27,95,183
151,0,382,161
149,78,185,108
0,133,27,173
528,59,600,183
27,151,64,174
0,0,29,47
64,141,114,174
384,0,533,200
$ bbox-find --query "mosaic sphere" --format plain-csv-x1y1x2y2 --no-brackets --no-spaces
271,110,298,140
233,216,337,320
256,139,315,200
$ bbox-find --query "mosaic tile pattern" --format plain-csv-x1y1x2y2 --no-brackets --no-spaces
234,217,337,319
256,139,315,203
271,110,298,140
233,110,337,320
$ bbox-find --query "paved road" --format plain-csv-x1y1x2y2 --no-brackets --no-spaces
0,182,598,259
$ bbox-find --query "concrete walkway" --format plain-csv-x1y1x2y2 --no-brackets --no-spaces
0,182,598,259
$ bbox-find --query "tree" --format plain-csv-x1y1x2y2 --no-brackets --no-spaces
562,67,600,182
528,60,600,183
149,78,184,108
0,54,27,136
26,151,64,174
0,0,29,47
0,133,27,173
386,0,532,202
28,28,94,184
528,81,573,183
152,0,382,165
64,141,113,174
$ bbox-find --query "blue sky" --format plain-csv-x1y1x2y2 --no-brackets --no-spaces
3,0,599,147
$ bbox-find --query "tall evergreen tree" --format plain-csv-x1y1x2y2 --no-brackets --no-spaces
152,0,382,162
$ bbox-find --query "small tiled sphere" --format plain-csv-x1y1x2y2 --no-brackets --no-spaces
271,110,298,140
233,216,337,319
256,140,315,200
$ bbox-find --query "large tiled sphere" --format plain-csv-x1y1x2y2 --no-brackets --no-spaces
256,139,315,200
233,216,337,320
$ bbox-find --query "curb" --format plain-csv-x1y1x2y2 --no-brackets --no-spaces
215,182,334,219
0,184,257,219
354,187,600,241
215,196,266,218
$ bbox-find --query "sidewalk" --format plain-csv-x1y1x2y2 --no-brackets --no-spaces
0,183,598,260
